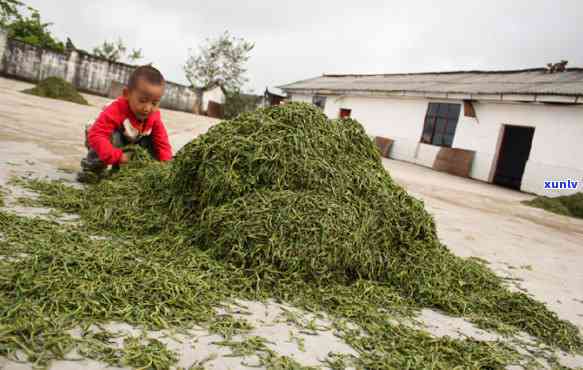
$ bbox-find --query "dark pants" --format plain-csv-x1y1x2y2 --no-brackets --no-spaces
80,125,155,175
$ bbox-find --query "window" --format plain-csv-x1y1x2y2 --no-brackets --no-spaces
421,103,461,147
339,108,351,119
312,95,326,110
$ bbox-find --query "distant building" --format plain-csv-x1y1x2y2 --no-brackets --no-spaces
280,67,583,196
264,87,287,106
197,83,226,118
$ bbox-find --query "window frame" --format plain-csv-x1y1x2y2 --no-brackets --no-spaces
420,103,461,148
312,95,327,110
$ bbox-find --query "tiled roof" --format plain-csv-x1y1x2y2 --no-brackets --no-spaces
280,69,583,102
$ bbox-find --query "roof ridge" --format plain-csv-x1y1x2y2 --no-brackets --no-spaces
278,75,323,89
323,67,583,78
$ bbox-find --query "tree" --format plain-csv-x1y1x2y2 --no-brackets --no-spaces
127,48,143,63
184,31,254,92
93,38,143,63
0,0,22,26
6,8,65,53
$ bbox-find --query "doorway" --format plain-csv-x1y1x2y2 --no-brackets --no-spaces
494,125,535,190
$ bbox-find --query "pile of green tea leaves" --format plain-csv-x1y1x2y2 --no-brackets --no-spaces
524,192,583,219
0,184,6,207
1,103,581,369
22,76,89,105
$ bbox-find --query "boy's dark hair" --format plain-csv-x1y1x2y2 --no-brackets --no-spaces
128,65,165,89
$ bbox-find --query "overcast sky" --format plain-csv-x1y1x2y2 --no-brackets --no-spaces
25,0,583,93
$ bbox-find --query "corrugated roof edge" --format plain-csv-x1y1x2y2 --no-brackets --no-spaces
277,68,583,101
321,67,583,78
277,87,583,98
277,68,583,88
278,75,325,89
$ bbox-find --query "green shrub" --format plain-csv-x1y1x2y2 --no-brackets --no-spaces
5,9,65,53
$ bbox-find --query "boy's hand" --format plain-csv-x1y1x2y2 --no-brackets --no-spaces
119,153,130,164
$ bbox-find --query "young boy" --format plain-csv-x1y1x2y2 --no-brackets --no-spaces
78,65,172,182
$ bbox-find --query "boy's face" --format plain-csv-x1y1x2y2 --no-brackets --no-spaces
123,78,165,122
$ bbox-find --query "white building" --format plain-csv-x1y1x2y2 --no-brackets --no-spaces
201,84,226,113
280,68,583,196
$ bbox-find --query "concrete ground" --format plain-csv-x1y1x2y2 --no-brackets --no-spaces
0,76,582,369
384,159,583,330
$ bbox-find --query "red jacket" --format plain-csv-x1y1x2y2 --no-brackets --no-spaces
87,97,173,165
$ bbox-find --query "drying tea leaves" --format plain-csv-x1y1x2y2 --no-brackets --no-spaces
79,332,179,369
214,336,317,369
22,76,89,105
208,315,254,339
0,184,6,207
170,103,581,350
524,192,583,219
1,102,582,369
123,144,156,164
120,336,179,369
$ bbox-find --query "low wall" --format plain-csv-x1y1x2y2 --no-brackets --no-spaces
374,136,393,158
0,30,197,113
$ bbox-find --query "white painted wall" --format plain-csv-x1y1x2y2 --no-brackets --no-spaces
202,86,226,111
415,143,442,168
289,92,583,196
320,94,427,162
0,29,7,69
290,94,313,104
458,101,583,196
